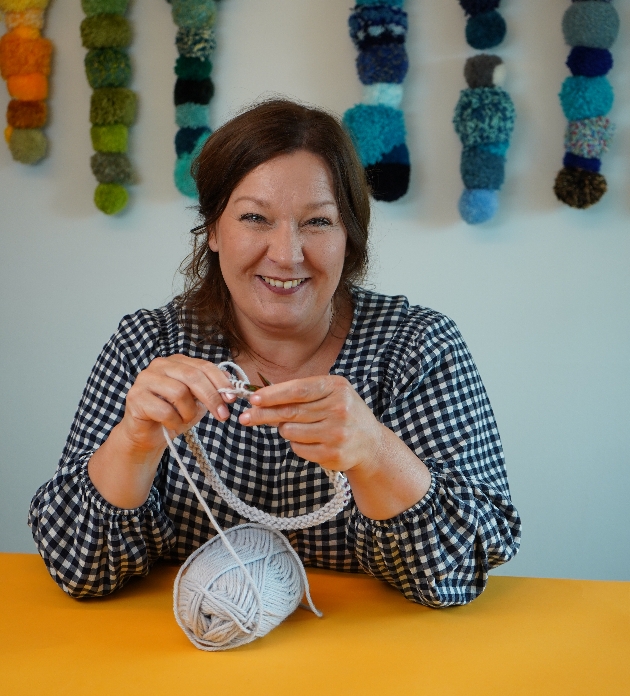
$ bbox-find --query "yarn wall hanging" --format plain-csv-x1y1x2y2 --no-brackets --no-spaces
80,0,136,215
343,0,410,203
452,1,515,224
553,1,619,210
0,0,53,165
167,0,216,198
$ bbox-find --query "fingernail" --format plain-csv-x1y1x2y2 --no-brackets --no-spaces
239,412,251,425
250,394,261,405
218,405,229,420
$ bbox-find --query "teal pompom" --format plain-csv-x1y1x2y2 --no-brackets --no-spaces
174,135,206,197
171,0,217,29
175,103,209,129
85,48,131,89
175,56,212,80
559,76,613,121
81,0,128,16
362,83,403,109
343,104,406,167
453,87,515,148
458,188,498,224
356,0,404,6
562,1,619,50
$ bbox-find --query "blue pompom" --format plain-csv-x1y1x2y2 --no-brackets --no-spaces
458,188,499,224
453,87,516,148
563,151,601,173
175,126,210,156
356,0,404,6
562,1,619,49
349,6,407,50
175,103,209,128
559,76,614,121
380,143,410,165
461,147,505,189
174,132,207,197
566,47,613,77
465,10,506,50
356,44,408,85
343,104,406,166
479,142,509,157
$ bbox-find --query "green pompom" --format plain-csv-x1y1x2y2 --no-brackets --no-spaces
171,0,217,29
91,152,133,184
80,15,132,49
81,0,128,16
85,48,131,89
94,183,128,214
91,124,128,152
9,128,47,164
90,88,137,126
175,55,212,80
175,103,209,128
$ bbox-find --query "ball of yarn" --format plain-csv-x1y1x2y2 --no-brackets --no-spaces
90,151,133,184
343,104,406,166
175,126,210,156
4,9,45,31
559,76,613,121
458,0,500,16
453,87,515,148
80,14,132,50
0,32,52,78
562,1,619,50
465,11,506,50
94,182,128,214
461,147,505,189
356,0,403,7
174,77,214,105
362,82,403,108
8,126,46,163
0,0,49,11
90,123,128,153
366,163,410,202
81,0,127,16
85,48,131,89
566,47,613,78
458,188,498,224
174,524,309,651
563,151,600,173
7,72,47,100
90,87,136,125
6,98,46,128
553,166,606,209
464,54,503,88
356,44,408,85
171,0,217,30
349,6,407,50
175,55,212,80
564,115,614,159
175,102,209,128
174,152,197,197
176,27,216,59
479,141,509,157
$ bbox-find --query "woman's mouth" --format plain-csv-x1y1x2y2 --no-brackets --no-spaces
260,275,307,290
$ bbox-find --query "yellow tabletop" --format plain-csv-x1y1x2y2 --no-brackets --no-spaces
0,553,628,695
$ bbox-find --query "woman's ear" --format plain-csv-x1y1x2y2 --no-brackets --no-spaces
208,225,219,252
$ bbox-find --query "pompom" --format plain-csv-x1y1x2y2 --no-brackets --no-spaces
356,44,408,85
465,10,506,50
458,0,500,17
8,126,46,163
362,82,403,108
94,182,128,214
563,151,600,173
566,47,612,78
175,102,209,128
174,135,206,197
356,0,404,7
0,32,52,78
4,125,12,143
6,98,46,128
175,55,212,80
564,115,614,159
0,1,49,11
464,54,503,88
174,77,214,105
176,27,215,59
553,166,606,209
349,6,407,50
80,15,132,50
458,188,498,224
81,0,127,16
90,87,136,125
559,76,613,121
343,104,406,166
175,126,210,156
4,9,45,31
7,72,47,100
562,2,619,50
453,87,515,148
90,151,133,184
460,147,505,189
90,124,128,153
380,143,410,164
85,48,131,89
479,141,509,157
365,147,410,202
171,0,217,30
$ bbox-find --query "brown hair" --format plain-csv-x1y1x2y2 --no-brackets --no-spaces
176,98,371,353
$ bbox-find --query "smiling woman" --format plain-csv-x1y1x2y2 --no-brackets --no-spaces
29,99,521,608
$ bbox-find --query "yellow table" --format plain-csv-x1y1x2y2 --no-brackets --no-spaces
1,554,628,695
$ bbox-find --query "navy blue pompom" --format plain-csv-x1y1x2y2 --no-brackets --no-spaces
563,151,601,173
380,143,410,165
365,162,410,201
466,10,506,49
357,44,408,84
175,126,210,156
461,147,505,189
459,0,500,17
349,6,407,50
566,47,613,77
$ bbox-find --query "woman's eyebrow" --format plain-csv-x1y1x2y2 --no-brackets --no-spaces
232,196,270,207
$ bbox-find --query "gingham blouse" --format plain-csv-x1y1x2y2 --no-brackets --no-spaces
29,287,521,606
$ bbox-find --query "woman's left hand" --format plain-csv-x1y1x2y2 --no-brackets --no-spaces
239,376,383,473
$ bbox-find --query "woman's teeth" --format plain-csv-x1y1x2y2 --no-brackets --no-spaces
261,276,306,289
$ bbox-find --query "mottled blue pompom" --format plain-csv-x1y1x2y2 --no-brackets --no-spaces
562,1,619,49
465,11,506,50
349,6,407,50
461,147,505,189
566,47,613,77
357,44,408,85
175,126,210,156
559,76,613,121
343,104,406,166
563,151,601,173
453,87,515,148
458,188,499,224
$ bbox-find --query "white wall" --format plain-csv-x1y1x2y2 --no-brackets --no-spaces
1,1,628,581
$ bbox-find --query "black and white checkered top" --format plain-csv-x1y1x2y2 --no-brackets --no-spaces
29,287,521,606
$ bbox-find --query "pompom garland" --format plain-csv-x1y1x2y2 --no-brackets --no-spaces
453,0,514,224
554,1,618,209
81,0,135,213
344,1,410,202
0,0,52,163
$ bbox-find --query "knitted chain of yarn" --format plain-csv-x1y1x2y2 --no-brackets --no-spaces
452,0,515,224
80,0,136,215
343,0,410,203
0,0,53,165
167,0,217,198
553,0,618,209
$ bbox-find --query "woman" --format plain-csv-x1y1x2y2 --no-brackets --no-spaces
29,99,520,607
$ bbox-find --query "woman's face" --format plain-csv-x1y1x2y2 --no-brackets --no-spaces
209,149,348,338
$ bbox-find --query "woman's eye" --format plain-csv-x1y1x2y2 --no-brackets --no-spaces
240,213,267,224
305,217,332,227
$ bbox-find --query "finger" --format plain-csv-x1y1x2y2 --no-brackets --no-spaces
277,421,335,444
132,392,190,433
154,355,236,402
143,375,202,425
287,441,342,470
239,403,326,427
249,376,337,407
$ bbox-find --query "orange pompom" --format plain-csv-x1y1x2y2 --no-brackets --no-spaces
0,31,52,78
4,9,45,31
5,125,14,143
7,99,46,128
11,25,40,39
7,72,47,100
0,1,50,12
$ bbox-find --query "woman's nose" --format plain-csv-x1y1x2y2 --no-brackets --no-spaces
266,222,304,266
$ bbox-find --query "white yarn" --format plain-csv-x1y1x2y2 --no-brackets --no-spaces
162,362,351,651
